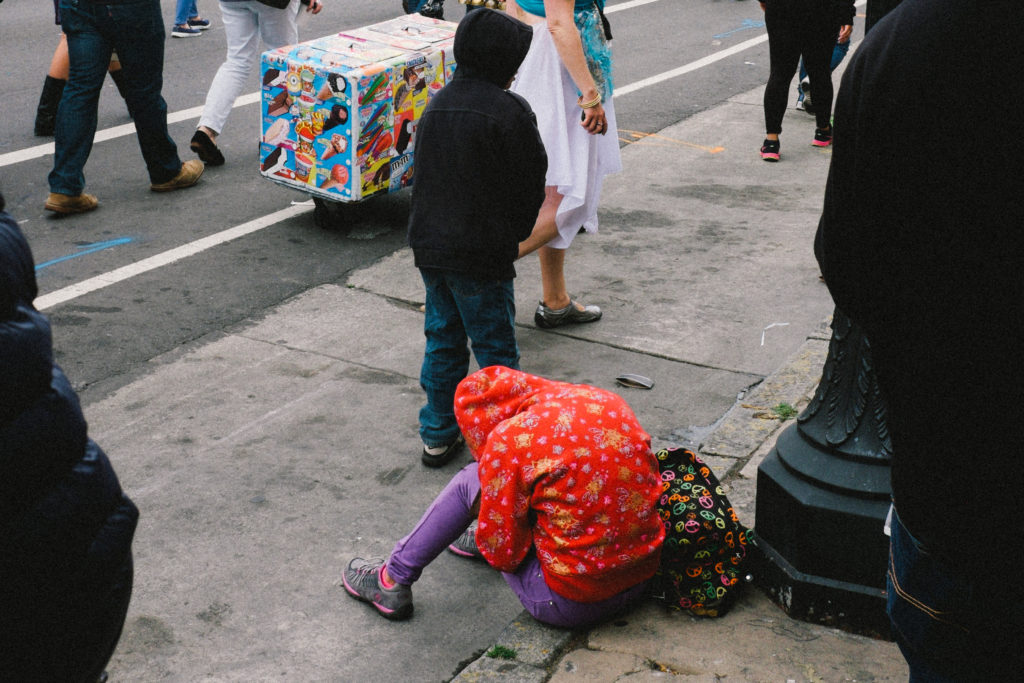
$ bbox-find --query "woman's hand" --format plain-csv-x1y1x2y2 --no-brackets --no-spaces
304,0,324,14
581,102,608,136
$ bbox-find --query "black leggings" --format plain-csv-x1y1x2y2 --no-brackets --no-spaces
763,6,839,134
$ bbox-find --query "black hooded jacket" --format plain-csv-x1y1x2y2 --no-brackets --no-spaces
407,8,547,281
1,206,138,674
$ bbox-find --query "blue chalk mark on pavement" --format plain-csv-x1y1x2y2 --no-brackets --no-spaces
713,18,765,40
35,237,134,272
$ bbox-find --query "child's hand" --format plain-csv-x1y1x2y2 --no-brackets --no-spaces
303,0,324,14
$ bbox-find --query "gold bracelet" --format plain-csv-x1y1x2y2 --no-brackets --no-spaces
578,93,602,109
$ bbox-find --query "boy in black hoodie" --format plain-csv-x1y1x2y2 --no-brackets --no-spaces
407,9,547,467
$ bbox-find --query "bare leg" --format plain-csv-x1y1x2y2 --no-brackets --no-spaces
539,245,570,310
48,36,70,79
518,186,562,259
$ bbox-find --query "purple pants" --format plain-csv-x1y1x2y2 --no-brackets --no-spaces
387,462,648,628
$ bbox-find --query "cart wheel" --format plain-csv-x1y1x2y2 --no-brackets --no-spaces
312,196,351,234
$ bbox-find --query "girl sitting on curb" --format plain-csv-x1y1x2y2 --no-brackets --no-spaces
342,366,665,627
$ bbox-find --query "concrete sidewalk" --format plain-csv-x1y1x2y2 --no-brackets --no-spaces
90,79,907,681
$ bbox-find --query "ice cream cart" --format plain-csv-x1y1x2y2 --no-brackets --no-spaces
258,14,458,229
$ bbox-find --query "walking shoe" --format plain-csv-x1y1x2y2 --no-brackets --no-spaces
760,138,780,162
448,524,485,561
190,129,225,166
421,433,464,468
187,17,211,30
171,24,202,37
534,299,602,329
812,127,833,147
45,192,98,215
342,558,413,620
150,160,204,192
799,78,815,114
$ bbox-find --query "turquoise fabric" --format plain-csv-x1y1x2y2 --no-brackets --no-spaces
516,0,605,17
515,0,613,99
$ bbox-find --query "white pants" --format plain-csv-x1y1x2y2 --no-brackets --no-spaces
198,0,300,135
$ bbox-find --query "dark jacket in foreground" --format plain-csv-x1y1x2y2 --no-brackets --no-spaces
815,0,1023,570
407,8,547,281
1,208,139,680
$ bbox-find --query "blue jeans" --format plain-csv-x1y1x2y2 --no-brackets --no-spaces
50,0,182,196
887,508,1024,681
418,269,519,447
174,0,199,26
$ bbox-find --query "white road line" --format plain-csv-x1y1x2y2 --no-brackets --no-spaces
615,33,767,97
606,0,662,13
35,202,312,311
30,0,846,310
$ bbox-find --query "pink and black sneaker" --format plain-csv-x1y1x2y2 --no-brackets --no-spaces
342,558,413,620
813,127,833,147
760,138,780,162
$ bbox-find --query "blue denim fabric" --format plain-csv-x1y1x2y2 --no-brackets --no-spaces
418,269,519,447
50,0,182,195
174,0,199,27
887,508,1024,682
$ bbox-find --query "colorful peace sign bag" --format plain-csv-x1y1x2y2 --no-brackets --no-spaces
649,447,750,617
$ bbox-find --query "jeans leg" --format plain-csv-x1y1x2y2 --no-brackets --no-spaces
174,0,192,26
887,508,1024,681
49,0,110,196
105,0,181,184
387,462,480,585
450,275,520,372
830,40,850,72
198,1,262,135
419,270,470,447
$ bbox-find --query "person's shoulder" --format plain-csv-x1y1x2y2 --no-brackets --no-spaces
504,90,534,113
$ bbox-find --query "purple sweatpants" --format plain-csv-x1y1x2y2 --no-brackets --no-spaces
386,462,649,628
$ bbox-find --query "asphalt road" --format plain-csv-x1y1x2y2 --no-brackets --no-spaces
0,0,800,406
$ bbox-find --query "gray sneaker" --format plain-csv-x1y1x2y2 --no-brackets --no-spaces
342,558,413,620
534,299,602,329
447,523,485,561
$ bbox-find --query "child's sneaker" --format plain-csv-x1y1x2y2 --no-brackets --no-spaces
342,558,413,620
171,24,202,38
188,17,211,30
812,127,833,147
760,138,780,162
421,433,464,468
448,524,485,561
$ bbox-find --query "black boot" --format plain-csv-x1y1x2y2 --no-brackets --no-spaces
108,69,133,119
417,0,445,19
34,75,66,137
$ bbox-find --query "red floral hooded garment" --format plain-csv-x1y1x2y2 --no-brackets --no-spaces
455,366,665,603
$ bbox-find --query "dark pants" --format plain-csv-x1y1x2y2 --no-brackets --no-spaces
887,508,1024,681
763,6,838,134
49,0,182,195
418,269,520,447
6,551,134,682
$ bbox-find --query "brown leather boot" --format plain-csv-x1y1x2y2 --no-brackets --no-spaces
45,192,99,215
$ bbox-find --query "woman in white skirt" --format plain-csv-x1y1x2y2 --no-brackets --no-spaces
508,0,620,328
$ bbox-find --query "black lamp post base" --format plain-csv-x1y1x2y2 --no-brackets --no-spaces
752,432,893,639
